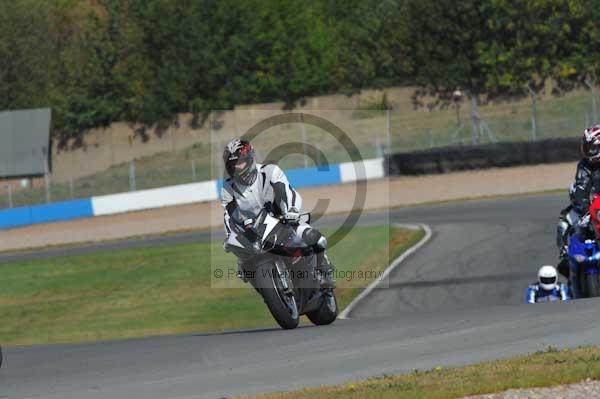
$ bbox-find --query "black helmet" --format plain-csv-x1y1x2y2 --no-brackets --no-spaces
223,139,257,185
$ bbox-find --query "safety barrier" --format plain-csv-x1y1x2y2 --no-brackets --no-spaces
2,136,578,230
0,199,93,229
386,137,580,175
0,158,385,228
91,181,218,216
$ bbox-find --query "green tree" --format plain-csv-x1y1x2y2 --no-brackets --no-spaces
3,0,600,146
480,0,595,95
244,0,337,105
401,0,598,142
0,0,56,110
324,0,408,91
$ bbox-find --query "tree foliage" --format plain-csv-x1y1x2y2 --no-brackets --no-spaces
0,0,599,146
403,0,599,101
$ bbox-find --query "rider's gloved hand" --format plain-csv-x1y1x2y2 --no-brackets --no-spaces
578,213,591,227
283,207,300,223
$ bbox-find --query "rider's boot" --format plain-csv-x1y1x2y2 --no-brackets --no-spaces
556,216,571,279
236,259,249,283
570,265,581,299
316,251,336,291
557,256,570,280
557,244,570,279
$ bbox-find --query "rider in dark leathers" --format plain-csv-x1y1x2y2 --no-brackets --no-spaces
556,124,600,278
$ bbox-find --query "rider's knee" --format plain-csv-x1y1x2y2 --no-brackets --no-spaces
302,227,327,250
316,236,327,250
556,219,570,247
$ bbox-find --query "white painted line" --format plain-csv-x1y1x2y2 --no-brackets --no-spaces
338,223,433,319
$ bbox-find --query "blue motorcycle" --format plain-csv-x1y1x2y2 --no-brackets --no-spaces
568,234,600,298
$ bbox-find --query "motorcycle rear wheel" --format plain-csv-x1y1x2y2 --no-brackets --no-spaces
586,274,600,297
255,263,299,329
578,270,587,298
306,293,338,326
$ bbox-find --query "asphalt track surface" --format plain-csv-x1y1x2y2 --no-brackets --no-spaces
5,193,600,399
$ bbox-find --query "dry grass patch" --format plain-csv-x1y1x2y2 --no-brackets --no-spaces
239,346,600,399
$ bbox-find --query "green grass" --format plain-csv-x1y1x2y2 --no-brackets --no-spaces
0,225,422,346
240,346,600,399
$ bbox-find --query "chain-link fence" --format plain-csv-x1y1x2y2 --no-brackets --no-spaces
0,87,597,210
390,87,598,152
0,109,390,209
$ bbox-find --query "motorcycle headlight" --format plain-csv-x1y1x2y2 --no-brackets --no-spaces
575,254,586,263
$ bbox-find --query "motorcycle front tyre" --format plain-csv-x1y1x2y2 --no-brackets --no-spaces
255,263,300,329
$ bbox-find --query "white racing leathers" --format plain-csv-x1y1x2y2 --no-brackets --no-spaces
222,163,302,245
221,164,331,277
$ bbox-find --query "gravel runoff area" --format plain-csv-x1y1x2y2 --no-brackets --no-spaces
0,162,577,252
462,380,600,399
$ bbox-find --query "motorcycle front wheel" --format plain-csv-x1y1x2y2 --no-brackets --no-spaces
255,263,299,329
586,273,600,297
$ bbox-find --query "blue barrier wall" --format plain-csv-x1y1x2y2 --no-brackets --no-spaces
285,164,341,188
0,206,33,229
30,199,94,224
0,199,93,229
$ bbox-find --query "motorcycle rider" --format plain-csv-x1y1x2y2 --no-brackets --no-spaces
556,124,600,278
220,138,336,290
525,265,571,303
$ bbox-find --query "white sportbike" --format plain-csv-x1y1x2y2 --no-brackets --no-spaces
226,208,338,329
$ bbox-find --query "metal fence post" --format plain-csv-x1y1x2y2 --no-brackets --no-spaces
594,87,598,124
6,184,13,208
210,112,223,179
129,160,136,191
586,112,590,130
585,78,598,124
527,84,538,141
386,108,392,154
301,119,308,168
374,136,382,158
44,158,51,203
69,176,75,200
316,142,321,165
470,95,479,145
191,159,197,182
427,128,434,148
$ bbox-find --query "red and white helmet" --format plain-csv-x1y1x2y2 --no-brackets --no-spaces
582,124,600,162
223,139,257,185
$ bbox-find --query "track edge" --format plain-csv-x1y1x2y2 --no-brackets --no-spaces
338,223,433,319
